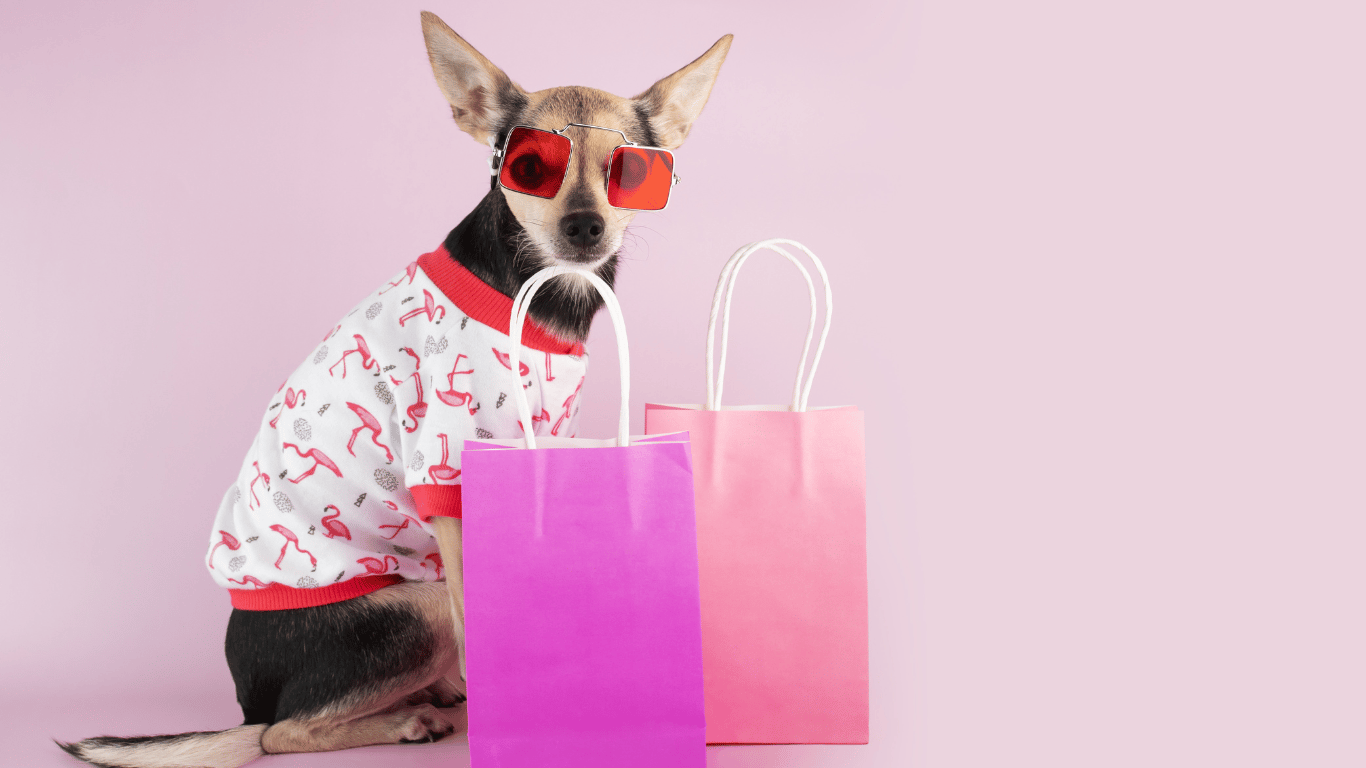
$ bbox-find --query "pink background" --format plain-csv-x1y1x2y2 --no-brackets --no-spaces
2,1,1362,766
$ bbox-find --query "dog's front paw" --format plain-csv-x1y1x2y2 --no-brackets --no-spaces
431,686,466,708
413,676,466,707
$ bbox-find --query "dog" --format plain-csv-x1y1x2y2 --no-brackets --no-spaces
59,11,729,767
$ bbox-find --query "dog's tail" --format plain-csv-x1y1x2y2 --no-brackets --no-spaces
56,724,267,768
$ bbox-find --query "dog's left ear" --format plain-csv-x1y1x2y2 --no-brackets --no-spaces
633,35,733,150
421,11,526,146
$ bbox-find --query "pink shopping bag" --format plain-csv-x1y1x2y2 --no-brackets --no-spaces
461,266,706,767
645,239,869,744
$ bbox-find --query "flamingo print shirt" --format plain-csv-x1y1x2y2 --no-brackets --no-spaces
206,245,588,610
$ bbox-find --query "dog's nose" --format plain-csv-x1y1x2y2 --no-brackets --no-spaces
559,212,605,248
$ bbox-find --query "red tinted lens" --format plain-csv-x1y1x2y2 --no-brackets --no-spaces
499,127,571,198
607,146,674,210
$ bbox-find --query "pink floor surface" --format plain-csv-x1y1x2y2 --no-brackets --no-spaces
4,683,877,768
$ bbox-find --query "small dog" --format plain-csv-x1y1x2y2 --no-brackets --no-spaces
60,11,729,767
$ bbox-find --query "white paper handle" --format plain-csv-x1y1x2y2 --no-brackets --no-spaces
509,267,630,448
705,239,832,412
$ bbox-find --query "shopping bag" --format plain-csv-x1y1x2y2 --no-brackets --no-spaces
644,239,869,744
461,266,706,767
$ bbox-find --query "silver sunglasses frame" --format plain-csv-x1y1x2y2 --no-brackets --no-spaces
490,122,680,212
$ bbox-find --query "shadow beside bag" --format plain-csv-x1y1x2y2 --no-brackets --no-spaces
645,239,869,745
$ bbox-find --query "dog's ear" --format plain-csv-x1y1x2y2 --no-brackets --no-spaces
421,12,526,145
633,35,733,150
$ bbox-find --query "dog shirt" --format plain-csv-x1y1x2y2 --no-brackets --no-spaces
206,245,588,610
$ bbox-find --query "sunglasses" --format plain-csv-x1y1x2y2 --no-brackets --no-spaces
491,123,679,211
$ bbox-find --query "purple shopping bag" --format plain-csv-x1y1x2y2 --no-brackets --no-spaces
460,266,705,767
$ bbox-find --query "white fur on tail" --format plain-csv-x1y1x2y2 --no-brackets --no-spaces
58,724,267,768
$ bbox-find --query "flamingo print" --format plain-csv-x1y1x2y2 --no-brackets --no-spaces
227,575,271,588
492,347,531,376
389,372,428,433
544,351,555,381
398,289,447,326
208,531,241,569
345,402,394,463
379,514,424,540
269,524,317,570
268,387,307,429
422,552,444,579
551,377,586,436
428,433,461,484
356,555,400,575
400,346,421,369
247,461,271,509
380,261,420,294
329,334,379,379
323,324,342,342
518,408,552,433
320,505,351,540
281,443,343,483
434,353,478,414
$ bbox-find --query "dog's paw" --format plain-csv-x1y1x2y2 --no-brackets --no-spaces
428,677,467,707
403,686,436,706
396,704,455,744
422,687,465,707
405,677,465,708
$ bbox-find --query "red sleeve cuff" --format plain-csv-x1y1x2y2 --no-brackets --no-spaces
411,483,462,521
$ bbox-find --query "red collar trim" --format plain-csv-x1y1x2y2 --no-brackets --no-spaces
229,574,402,610
417,245,586,356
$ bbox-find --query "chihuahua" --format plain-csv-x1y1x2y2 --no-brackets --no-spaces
60,11,729,767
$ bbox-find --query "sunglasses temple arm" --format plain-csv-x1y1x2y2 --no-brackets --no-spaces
487,134,504,177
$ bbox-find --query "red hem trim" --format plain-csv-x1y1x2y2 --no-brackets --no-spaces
412,483,462,521
228,574,404,611
418,246,586,356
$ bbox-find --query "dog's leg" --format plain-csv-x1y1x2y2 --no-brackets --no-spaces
431,516,467,682
261,705,455,754
228,581,460,749
251,583,462,754
65,582,461,766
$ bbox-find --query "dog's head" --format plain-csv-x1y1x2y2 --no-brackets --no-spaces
421,11,730,271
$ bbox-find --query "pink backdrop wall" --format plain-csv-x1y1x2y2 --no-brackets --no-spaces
2,1,1362,766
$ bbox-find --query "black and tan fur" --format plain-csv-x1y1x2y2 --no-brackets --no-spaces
59,11,730,768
